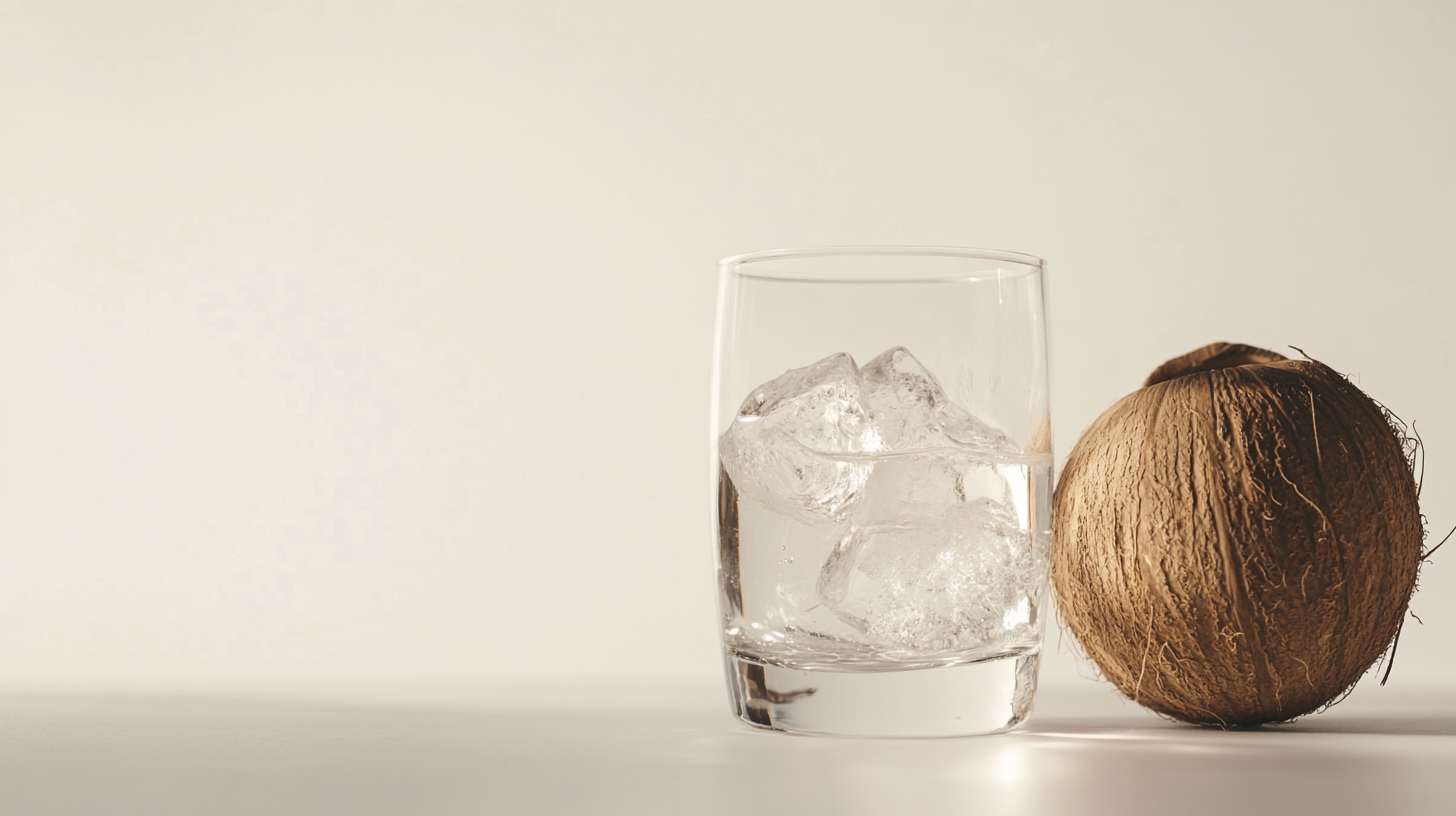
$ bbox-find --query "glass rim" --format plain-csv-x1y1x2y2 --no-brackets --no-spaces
719,245,1045,283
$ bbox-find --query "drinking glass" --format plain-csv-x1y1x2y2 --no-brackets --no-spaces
709,247,1052,737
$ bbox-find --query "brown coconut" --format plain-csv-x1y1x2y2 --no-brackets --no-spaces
1051,342,1422,726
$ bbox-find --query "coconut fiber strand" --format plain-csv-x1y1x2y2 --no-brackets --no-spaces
1051,342,1421,726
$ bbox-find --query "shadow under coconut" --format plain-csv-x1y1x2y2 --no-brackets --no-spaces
1030,684,1456,735
1270,689,1456,736
1275,715,1456,737
1023,716,1456,738
1025,711,1456,738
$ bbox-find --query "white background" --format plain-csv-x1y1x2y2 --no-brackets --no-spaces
1,1,1452,700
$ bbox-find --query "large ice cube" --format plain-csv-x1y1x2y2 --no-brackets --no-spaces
719,353,879,523
860,347,1014,454
816,497,1039,652
854,453,1015,522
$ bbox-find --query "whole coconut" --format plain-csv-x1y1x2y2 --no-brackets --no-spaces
1051,342,1422,726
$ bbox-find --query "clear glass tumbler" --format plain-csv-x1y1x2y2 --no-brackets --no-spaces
710,247,1052,737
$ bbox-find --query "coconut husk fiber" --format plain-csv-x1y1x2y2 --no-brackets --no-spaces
1051,342,1422,726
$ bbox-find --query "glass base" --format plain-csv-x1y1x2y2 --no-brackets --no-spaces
725,649,1039,738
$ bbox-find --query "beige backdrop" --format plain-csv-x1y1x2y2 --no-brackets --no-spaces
1,1,1452,701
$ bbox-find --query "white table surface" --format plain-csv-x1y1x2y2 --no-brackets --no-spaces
1,682,1451,815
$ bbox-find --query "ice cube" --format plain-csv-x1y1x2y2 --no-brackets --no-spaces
719,353,879,523
816,497,1039,652
860,347,1014,454
854,453,1013,522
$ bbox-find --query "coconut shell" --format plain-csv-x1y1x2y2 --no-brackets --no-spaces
1051,342,1422,726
